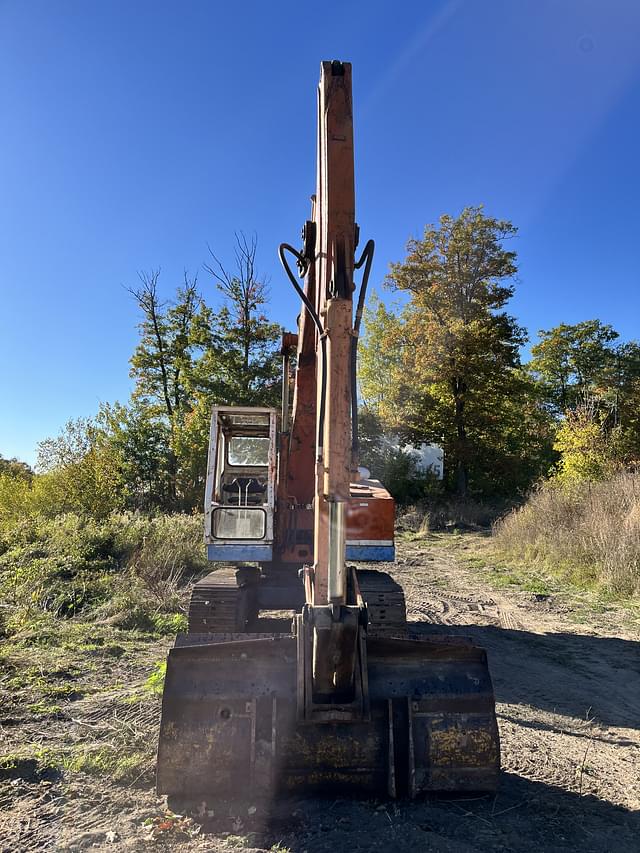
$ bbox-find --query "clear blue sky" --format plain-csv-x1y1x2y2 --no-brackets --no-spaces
1,0,639,465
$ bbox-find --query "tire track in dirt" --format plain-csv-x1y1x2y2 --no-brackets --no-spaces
394,535,640,830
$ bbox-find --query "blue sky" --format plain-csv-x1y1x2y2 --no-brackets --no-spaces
1,0,639,464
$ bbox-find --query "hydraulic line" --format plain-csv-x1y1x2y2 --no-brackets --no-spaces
279,243,328,462
351,239,375,465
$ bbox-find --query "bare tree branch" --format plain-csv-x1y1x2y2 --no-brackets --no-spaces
126,270,174,420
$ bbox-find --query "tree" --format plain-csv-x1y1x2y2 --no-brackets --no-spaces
608,342,640,459
35,418,125,517
128,270,203,420
127,270,206,506
0,457,35,527
99,402,173,510
0,455,33,482
202,232,280,406
358,294,405,412
124,236,281,511
529,322,640,465
357,408,443,505
529,320,619,414
363,206,544,496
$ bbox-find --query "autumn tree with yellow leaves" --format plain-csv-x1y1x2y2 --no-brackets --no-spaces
360,207,555,496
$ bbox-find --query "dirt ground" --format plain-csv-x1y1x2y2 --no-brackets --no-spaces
2,531,639,852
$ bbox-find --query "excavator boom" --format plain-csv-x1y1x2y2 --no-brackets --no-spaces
156,61,500,802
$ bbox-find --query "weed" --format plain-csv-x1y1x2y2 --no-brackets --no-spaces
0,511,205,639
27,701,63,716
152,612,188,634
224,836,262,849
65,746,149,782
0,748,64,781
520,577,551,595
43,683,84,700
79,641,126,657
144,660,167,695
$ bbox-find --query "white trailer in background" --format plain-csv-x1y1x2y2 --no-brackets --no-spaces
402,442,444,480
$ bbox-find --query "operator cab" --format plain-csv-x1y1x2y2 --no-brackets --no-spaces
204,406,277,562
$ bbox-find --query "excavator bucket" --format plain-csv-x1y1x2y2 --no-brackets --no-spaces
156,631,499,799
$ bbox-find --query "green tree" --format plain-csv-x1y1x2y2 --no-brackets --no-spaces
357,408,442,505
125,235,281,510
172,399,213,510
529,320,619,414
0,471,34,527
99,401,173,510
609,342,640,460
529,322,640,464
127,271,205,505
361,206,548,496
202,232,280,406
358,294,405,412
128,271,203,420
0,455,33,482
35,418,125,517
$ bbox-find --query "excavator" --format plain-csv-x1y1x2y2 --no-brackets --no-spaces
157,61,499,799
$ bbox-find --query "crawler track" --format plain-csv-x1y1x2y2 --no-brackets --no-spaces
187,568,246,633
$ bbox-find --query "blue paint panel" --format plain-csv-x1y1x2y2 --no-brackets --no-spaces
207,544,273,562
346,544,395,562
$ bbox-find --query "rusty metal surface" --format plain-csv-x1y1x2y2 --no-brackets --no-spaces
312,64,357,604
157,631,499,798
347,479,395,545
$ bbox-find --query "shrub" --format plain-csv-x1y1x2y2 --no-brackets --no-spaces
106,513,205,627
554,407,620,485
0,473,36,535
379,448,443,506
0,511,205,637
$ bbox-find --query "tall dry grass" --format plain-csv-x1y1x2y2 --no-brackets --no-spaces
494,472,640,596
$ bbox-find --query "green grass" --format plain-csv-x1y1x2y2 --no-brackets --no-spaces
453,545,547,592
64,746,149,782
27,701,63,716
0,511,203,642
151,612,187,634
144,660,167,695
0,743,150,784
224,837,254,849
0,747,65,779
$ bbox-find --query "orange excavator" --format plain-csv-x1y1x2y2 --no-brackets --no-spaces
156,61,499,799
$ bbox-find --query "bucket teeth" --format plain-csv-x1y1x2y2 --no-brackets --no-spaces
156,633,500,798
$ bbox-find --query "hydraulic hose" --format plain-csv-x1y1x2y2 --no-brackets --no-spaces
278,243,328,462
351,239,375,466
279,238,374,468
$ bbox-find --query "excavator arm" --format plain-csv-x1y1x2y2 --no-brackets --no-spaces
156,61,500,802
